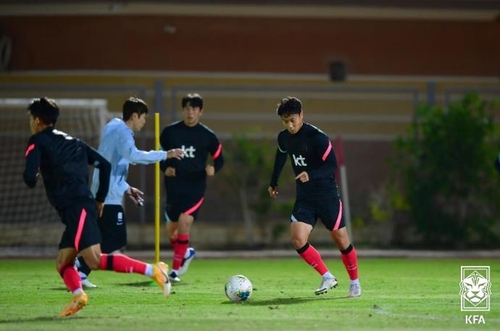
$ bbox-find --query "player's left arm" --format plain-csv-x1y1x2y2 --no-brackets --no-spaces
269,134,288,197
23,136,41,188
207,133,224,176
307,134,337,180
85,144,111,203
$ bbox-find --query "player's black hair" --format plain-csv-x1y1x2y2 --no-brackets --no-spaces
182,93,203,109
27,97,59,125
276,96,303,117
123,97,148,121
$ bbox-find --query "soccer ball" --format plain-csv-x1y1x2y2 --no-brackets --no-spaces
224,275,253,302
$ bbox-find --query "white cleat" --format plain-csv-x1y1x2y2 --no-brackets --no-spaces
178,247,196,276
79,272,98,288
348,283,362,297
315,277,338,295
169,271,181,283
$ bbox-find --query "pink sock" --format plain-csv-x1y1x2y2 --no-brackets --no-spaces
172,234,189,271
99,253,147,275
341,246,359,280
58,262,81,293
298,243,328,275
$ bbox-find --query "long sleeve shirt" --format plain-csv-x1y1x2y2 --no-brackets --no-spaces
23,127,111,211
269,122,339,201
159,120,224,195
90,118,167,205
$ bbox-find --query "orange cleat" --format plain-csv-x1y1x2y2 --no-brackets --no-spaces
60,291,88,317
151,262,172,297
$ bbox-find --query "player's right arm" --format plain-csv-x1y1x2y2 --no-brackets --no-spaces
23,135,41,188
268,135,288,198
117,125,180,165
159,126,177,174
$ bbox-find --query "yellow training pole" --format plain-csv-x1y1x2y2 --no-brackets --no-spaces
154,112,161,263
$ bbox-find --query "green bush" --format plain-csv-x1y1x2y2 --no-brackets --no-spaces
219,132,295,246
389,92,500,248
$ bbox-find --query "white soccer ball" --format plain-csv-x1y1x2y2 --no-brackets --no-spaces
224,274,253,302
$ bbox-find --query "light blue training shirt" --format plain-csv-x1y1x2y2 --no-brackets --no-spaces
90,118,166,205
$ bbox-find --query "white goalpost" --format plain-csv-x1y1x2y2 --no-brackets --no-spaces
0,98,111,248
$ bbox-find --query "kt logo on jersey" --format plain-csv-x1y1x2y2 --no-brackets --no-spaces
181,145,196,158
292,154,307,166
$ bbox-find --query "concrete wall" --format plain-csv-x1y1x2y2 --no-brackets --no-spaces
1,15,499,76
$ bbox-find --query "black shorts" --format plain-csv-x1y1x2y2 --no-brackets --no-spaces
58,198,101,251
97,204,127,253
165,194,205,222
291,197,345,231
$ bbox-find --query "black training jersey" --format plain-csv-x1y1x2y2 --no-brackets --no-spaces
270,122,339,200
160,121,224,192
23,127,111,210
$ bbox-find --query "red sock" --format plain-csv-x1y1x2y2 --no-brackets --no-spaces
172,233,189,271
297,243,328,275
58,262,81,293
170,238,176,250
99,253,147,275
341,246,359,280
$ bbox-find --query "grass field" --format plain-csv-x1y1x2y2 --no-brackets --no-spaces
0,257,498,331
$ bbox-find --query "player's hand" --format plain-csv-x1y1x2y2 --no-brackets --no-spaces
95,201,104,217
127,187,144,206
205,164,215,176
268,186,278,198
166,148,185,160
295,171,309,183
164,167,176,177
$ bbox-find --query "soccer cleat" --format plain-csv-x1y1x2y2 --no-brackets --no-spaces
81,278,98,288
348,283,362,297
79,271,97,288
74,257,81,269
151,262,172,297
314,277,338,295
178,247,196,276
60,291,88,317
168,271,181,283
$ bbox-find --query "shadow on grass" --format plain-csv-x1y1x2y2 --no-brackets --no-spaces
118,280,155,287
221,294,348,306
49,280,188,292
50,287,70,291
0,315,94,323
118,280,191,288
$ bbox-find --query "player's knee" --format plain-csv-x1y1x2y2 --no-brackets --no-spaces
80,251,101,269
331,233,350,250
57,261,73,276
330,227,348,240
84,257,101,270
169,233,177,243
291,237,307,249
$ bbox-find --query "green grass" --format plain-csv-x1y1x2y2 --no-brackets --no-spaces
0,257,498,331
